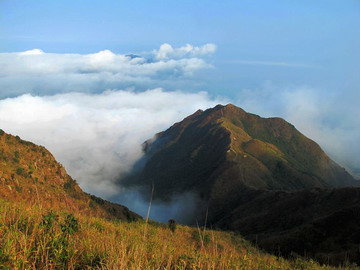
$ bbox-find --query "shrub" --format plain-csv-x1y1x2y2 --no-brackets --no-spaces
14,185,22,193
63,178,77,191
0,248,11,268
168,219,177,232
15,167,28,178
61,214,79,235
41,211,58,231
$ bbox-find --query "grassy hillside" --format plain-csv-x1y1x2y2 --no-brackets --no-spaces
0,199,354,269
0,129,139,221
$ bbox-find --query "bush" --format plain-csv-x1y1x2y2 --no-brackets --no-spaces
16,167,28,178
13,151,20,163
63,179,75,190
15,167,29,178
38,212,79,267
61,214,79,235
41,211,58,231
0,248,11,268
168,219,177,232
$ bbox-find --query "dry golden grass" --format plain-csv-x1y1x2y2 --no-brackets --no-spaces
1,200,356,270
0,131,139,222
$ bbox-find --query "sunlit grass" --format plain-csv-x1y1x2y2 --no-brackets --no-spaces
1,200,355,269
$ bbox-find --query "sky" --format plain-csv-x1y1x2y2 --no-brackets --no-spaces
0,1,359,218
1,0,360,96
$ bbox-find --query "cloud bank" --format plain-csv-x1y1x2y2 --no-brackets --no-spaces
0,89,224,198
154,43,217,60
0,43,216,98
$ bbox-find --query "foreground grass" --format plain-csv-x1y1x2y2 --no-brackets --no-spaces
0,200,356,270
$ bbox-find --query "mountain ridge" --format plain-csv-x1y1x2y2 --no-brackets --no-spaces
131,103,357,200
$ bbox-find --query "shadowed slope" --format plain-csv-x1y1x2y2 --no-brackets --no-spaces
214,187,360,265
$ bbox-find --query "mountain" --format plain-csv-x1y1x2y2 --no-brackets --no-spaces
125,104,360,265
0,129,140,221
128,103,356,198
0,130,335,269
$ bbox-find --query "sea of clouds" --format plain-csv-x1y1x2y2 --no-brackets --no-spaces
0,43,358,222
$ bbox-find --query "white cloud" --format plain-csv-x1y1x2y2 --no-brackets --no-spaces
155,43,216,60
0,89,225,197
0,43,215,98
18,49,44,55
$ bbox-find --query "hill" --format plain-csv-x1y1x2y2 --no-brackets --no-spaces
0,129,140,221
124,104,360,265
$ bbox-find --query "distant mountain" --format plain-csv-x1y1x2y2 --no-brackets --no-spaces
125,104,360,265
129,103,356,197
0,129,140,221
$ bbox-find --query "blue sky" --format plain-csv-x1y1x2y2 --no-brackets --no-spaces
0,1,359,196
1,0,359,97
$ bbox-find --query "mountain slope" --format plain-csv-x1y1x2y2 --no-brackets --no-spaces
129,104,356,199
214,187,360,265
0,129,140,221
125,104,359,265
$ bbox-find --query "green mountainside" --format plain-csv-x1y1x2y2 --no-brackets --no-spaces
126,104,360,265
131,104,356,199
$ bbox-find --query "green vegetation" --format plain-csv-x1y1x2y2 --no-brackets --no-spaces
15,167,28,178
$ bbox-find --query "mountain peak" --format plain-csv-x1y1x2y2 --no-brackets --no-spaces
222,103,241,110
128,104,357,198
208,103,245,114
